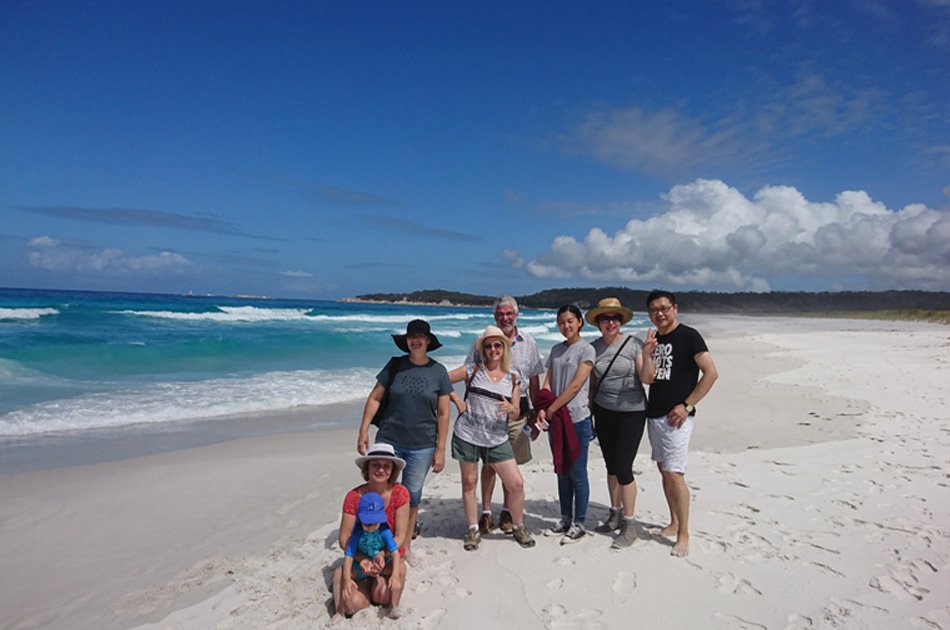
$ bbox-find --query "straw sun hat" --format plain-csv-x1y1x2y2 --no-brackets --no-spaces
475,325,511,356
585,297,634,326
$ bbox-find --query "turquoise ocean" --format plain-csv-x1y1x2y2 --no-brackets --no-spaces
0,288,649,440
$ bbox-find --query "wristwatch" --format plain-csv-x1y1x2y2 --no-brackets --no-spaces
682,402,696,416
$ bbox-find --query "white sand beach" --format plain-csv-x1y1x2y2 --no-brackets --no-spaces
2,315,949,629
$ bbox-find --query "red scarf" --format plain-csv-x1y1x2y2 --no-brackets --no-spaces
532,388,580,475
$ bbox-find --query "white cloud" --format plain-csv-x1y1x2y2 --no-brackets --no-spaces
570,106,748,175
567,72,889,178
27,237,190,275
517,179,950,291
501,249,525,268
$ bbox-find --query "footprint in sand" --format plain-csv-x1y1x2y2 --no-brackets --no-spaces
546,577,565,590
808,561,845,578
910,605,950,628
611,571,636,599
541,604,604,629
452,584,473,598
417,608,447,629
869,574,929,602
712,612,767,629
786,613,814,629
413,579,432,594
555,556,575,567
714,572,762,596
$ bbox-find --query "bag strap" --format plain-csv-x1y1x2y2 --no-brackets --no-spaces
463,364,482,400
591,336,632,399
383,356,401,389
466,386,512,403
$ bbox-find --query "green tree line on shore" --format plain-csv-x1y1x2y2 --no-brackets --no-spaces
354,288,950,315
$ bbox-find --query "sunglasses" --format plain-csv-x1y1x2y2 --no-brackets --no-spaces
483,341,505,350
597,314,623,323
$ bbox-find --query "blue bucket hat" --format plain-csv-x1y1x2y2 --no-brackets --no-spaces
357,492,388,525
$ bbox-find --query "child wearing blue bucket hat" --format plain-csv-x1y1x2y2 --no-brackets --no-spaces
336,492,405,619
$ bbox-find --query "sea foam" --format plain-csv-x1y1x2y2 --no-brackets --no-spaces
0,307,59,321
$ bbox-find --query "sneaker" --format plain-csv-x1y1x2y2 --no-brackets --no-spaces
560,523,586,545
463,527,481,551
478,512,494,534
498,509,514,534
594,508,623,533
544,520,571,536
512,524,536,548
611,518,638,549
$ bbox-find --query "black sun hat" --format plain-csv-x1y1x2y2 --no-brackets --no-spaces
392,319,442,352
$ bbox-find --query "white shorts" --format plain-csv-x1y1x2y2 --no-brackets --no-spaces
648,415,694,474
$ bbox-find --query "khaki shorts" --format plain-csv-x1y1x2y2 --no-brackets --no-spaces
452,434,514,464
648,415,693,474
508,416,532,465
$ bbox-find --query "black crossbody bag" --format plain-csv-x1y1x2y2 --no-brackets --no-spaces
370,356,402,427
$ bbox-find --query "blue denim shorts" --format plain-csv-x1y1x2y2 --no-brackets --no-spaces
391,445,435,507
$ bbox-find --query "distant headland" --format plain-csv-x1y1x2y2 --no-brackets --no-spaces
344,288,950,323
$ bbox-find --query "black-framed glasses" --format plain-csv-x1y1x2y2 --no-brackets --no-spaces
647,304,673,315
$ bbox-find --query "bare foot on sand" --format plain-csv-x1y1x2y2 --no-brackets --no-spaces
650,524,677,538
670,538,689,557
390,606,407,619
650,525,688,556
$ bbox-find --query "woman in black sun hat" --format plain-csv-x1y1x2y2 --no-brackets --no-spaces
358,319,452,558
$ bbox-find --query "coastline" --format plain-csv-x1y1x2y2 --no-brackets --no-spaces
2,314,948,629
344,295,950,323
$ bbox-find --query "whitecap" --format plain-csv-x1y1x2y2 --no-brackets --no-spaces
0,307,59,321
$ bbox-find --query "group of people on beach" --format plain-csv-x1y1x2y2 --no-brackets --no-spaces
332,290,718,619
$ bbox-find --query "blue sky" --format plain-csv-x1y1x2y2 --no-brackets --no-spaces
2,1,948,298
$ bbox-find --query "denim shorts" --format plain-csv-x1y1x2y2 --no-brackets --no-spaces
391,445,435,507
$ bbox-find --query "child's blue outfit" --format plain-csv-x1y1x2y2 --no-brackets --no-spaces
346,524,398,580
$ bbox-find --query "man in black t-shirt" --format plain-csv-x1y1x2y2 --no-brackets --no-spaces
645,290,718,558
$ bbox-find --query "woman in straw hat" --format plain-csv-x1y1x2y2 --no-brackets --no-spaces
447,326,536,551
357,319,452,558
333,443,410,619
586,297,656,549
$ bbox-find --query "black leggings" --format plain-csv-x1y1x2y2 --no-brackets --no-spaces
593,403,646,486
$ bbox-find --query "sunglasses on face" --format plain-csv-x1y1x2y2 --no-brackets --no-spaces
483,341,505,350
597,314,623,323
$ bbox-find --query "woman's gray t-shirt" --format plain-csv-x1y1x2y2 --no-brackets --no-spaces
591,333,646,412
545,339,595,422
375,356,452,449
